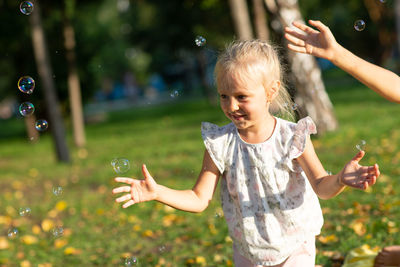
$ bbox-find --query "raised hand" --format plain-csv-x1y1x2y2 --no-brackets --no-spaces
339,151,380,190
284,20,338,61
112,164,158,208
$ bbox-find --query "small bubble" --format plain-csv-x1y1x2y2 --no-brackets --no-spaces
7,228,18,239
215,212,223,218
35,119,48,132
354,20,366,31
158,245,166,253
195,35,206,47
52,186,63,197
125,256,138,266
19,207,31,216
379,0,386,3
111,158,130,174
170,90,179,98
356,140,366,151
20,1,34,15
19,102,35,117
326,170,333,176
18,76,35,94
291,103,298,111
52,227,64,238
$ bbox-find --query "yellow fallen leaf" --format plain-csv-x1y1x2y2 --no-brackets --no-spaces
64,247,81,255
0,237,9,250
350,221,366,236
20,260,31,267
0,215,12,225
142,229,154,238
41,219,55,232
55,201,67,211
32,225,41,234
195,256,206,266
37,263,52,267
21,235,38,245
54,239,68,248
318,234,338,244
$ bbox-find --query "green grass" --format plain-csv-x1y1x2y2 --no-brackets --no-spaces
1,68,400,266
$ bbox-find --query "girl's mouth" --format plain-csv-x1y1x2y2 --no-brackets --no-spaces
231,114,246,121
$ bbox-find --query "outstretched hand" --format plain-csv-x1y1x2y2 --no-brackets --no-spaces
112,164,158,208
339,151,380,190
284,20,338,61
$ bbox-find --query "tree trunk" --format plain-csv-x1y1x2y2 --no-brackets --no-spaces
269,0,338,133
30,0,70,162
64,0,86,148
24,114,39,143
396,0,400,73
252,0,270,40
228,0,254,39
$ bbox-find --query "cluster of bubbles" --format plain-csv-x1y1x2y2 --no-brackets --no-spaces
17,76,49,132
19,1,34,15
52,226,64,238
52,186,63,197
170,90,179,98
19,207,32,216
8,228,18,239
195,36,206,47
356,140,366,151
125,256,138,266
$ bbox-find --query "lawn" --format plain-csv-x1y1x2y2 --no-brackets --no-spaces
0,68,400,266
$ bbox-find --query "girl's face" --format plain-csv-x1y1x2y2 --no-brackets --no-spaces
218,74,271,131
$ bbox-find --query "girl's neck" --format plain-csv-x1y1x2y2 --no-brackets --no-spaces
238,114,276,144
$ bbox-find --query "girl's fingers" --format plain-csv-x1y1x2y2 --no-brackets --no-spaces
112,186,131,194
308,20,327,32
284,32,305,46
114,177,135,184
122,200,135,208
287,43,307,54
131,185,140,202
352,150,365,163
116,194,131,203
292,20,319,34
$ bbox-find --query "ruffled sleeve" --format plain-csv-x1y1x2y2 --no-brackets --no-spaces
286,116,317,172
201,122,231,174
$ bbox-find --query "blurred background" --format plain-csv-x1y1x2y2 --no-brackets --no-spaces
0,0,399,266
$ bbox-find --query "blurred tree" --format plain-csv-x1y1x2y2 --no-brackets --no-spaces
265,0,338,133
228,0,254,39
63,0,86,148
30,0,70,162
252,0,270,40
396,0,400,70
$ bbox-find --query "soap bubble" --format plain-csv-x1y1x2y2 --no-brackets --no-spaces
170,90,179,98
20,1,34,15
19,102,35,117
379,0,386,3
354,20,366,31
111,158,130,174
35,119,48,131
52,186,63,197
291,103,298,111
195,35,206,47
158,245,166,253
356,140,366,151
125,256,138,266
18,76,35,94
19,207,31,216
52,227,64,238
7,228,18,239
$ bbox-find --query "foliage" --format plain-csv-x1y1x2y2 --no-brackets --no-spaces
0,69,400,266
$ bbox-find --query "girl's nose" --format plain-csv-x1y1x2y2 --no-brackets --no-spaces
228,98,239,112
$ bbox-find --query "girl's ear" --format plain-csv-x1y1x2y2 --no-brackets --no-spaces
267,80,281,101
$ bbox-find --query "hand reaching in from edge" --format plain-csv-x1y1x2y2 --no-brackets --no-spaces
112,164,158,208
284,20,338,61
339,151,380,190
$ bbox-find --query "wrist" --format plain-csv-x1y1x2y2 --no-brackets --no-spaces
336,173,345,187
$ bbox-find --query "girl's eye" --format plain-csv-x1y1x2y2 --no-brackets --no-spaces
220,94,227,99
238,95,247,100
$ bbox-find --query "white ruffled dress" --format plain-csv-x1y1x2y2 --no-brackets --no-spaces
201,116,324,266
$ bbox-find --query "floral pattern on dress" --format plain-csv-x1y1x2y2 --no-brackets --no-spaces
201,116,324,266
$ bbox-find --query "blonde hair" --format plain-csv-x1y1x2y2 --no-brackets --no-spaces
214,39,294,120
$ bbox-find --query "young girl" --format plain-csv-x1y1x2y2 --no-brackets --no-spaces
112,39,380,266
284,19,400,267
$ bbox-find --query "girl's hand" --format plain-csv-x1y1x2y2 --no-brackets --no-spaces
284,20,338,61
112,164,158,208
339,151,380,190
